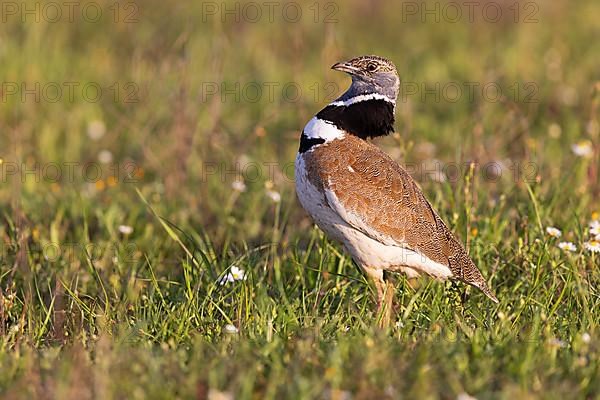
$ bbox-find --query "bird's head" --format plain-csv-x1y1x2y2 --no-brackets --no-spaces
331,55,400,103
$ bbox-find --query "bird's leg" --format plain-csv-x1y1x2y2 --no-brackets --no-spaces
364,268,393,329
381,274,395,328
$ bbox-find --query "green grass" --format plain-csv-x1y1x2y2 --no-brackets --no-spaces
1,0,599,398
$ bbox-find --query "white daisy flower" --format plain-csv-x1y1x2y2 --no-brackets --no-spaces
87,120,106,140
208,390,234,400
558,241,576,252
582,332,591,344
231,179,247,192
583,240,600,253
456,393,478,400
571,140,593,158
224,324,239,334
230,265,246,281
218,265,246,285
118,225,134,235
98,150,113,164
545,226,562,238
266,190,281,203
589,220,600,236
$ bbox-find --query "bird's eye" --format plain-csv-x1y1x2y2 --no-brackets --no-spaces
367,63,378,72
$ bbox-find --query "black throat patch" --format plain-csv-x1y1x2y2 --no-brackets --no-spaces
298,132,326,153
315,98,395,140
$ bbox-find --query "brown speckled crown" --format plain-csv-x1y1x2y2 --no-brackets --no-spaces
343,55,397,73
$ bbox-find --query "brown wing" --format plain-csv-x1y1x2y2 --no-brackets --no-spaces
308,135,498,302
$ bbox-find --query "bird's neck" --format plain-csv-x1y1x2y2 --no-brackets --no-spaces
298,92,397,154
316,94,396,140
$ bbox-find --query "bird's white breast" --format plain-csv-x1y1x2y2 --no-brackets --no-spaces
295,153,349,243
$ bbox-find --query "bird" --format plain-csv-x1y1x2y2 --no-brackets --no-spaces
294,55,498,326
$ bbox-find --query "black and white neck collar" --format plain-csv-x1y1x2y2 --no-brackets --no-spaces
316,93,396,139
299,93,396,153
329,92,396,108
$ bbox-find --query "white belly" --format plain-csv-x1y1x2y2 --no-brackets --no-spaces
295,154,451,279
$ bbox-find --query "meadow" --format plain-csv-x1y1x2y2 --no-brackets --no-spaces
0,0,599,398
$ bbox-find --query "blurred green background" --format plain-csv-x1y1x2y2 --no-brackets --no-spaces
1,0,599,398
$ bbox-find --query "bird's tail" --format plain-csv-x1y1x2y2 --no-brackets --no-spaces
470,278,499,303
446,233,499,303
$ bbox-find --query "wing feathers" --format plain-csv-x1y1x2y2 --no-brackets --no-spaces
307,135,497,302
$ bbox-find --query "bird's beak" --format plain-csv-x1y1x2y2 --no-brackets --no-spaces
331,61,360,75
